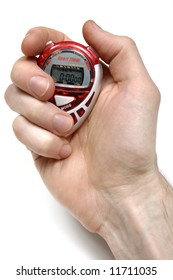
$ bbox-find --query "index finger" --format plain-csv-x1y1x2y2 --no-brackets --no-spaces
22,26,71,56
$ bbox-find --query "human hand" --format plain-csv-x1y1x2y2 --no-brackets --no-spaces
5,21,173,259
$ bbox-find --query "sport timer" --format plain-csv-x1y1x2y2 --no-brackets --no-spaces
37,41,102,134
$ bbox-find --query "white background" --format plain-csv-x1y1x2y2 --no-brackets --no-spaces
1,0,173,277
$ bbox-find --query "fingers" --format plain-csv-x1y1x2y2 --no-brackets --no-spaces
83,20,151,83
11,56,55,101
11,26,71,101
6,26,74,160
22,26,70,56
5,84,74,136
13,115,72,159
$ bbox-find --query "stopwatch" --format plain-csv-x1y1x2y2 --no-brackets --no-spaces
37,41,102,134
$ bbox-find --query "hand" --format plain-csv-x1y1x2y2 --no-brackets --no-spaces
5,21,173,259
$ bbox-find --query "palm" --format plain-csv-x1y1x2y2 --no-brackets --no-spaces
34,66,158,232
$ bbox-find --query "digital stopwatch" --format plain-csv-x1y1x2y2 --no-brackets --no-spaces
37,41,102,134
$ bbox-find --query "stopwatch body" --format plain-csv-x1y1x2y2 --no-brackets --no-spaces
37,41,102,134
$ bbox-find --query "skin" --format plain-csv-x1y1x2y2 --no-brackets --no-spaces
5,20,173,259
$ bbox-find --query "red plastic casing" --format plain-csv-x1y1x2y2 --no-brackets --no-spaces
37,41,102,134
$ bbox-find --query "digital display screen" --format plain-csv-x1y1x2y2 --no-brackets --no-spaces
51,65,84,85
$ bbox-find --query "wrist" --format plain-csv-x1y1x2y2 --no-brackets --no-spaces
98,172,173,259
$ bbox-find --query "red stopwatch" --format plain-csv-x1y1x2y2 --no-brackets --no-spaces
37,41,102,134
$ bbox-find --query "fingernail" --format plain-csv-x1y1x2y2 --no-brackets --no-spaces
53,114,73,134
91,20,102,30
24,31,33,38
59,144,72,158
29,76,50,97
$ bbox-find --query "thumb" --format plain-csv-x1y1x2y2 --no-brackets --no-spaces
83,20,150,82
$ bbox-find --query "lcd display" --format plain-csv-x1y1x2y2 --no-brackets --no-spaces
51,65,84,85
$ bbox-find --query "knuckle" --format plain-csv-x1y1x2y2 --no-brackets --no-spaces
4,84,14,106
12,115,24,139
146,82,161,107
121,36,137,50
10,56,25,82
153,85,161,102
